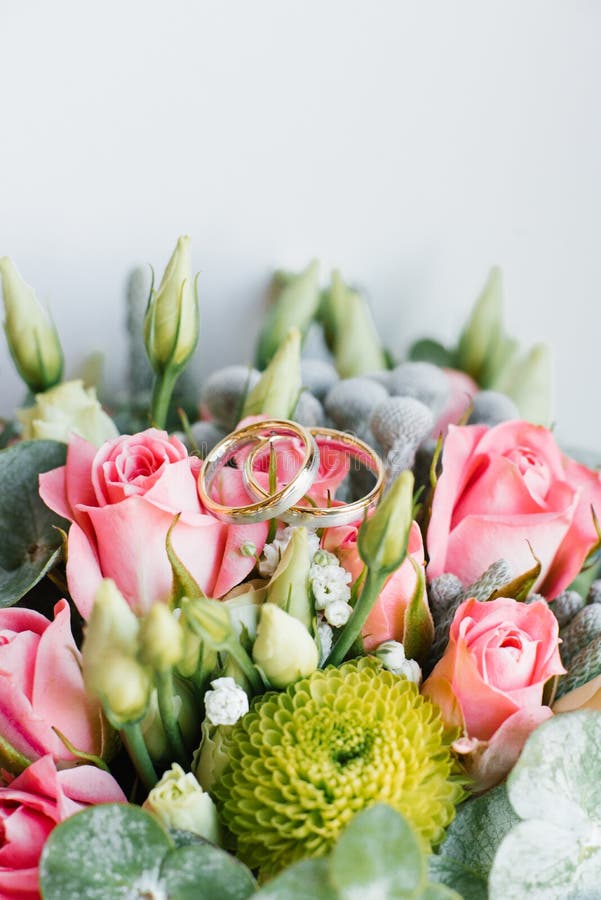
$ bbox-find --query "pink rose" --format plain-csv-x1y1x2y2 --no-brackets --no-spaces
39,429,267,617
422,596,565,790
427,420,601,599
432,368,478,437
0,600,106,773
323,520,427,651
0,754,125,899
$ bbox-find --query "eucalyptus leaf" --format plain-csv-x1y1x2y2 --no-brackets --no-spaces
39,803,172,899
408,338,454,368
429,784,519,899
488,711,601,899
329,804,425,898
254,858,337,899
0,440,68,607
160,842,257,899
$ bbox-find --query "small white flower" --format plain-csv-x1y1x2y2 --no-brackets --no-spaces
375,640,422,684
312,549,338,567
317,621,333,663
324,600,353,628
258,526,320,577
310,563,352,609
204,677,249,726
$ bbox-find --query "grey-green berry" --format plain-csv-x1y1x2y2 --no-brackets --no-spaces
555,633,601,699
559,604,601,668
468,390,519,426
388,362,450,416
369,397,433,456
300,358,339,400
551,590,585,628
463,559,513,602
200,365,261,430
324,377,389,431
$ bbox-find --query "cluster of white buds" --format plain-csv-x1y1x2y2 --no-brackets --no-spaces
309,549,353,630
204,677,249,726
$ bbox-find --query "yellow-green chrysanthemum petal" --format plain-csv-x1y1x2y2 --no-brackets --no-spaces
213,658,461,877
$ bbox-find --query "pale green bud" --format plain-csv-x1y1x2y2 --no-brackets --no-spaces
256,260,321,368
17,379,118,446
138,603,184,672
252,603,318,689
0,256,63,392
242,327,302,418
358,470,414,575
326,270,387,378
492,342,553,427
181,595,234,649
193,720,231,793
140,679,199,762
143,763,220,844
266,527,312,630
82,579,152,725
223,579,268,642
144,236,199,373
456,266,503,382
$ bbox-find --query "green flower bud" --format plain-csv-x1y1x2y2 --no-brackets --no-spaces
138,603,184,672
17,379,118,446
242,327,301,418
252,603,318,689
455,266,503,382
223,579,268,642
180,595,234,649
143,763,220,844
255,260,320,368
144,235,199,373
266,528,312,630
193,720,231,793
324,270,387,378
140,679,200,762
0,256,63,392
358,470,414,576
82,579,152,726
493,342,553,427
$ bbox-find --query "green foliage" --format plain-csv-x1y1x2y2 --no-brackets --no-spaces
255,805,460,899
0,440,67,607
39,803,257,900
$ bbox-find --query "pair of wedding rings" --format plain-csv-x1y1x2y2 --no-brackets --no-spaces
198,418,385,527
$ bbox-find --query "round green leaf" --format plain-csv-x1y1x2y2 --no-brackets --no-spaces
429,784,518,899
330,804,425,898
254,858,337,899
408,339,454,368
0,440,68,606
160,843,257,899
39,803,172,899
488,711,601,899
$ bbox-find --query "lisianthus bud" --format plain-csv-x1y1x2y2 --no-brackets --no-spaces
266,527,312,630
242,327,302,418
17,379,118,446
193,720,231,792
0,256,63,392
455,266,503,383
323,270,387,378
138,603,184,672
256,260,321,368
82,579,152,726
252,603,318,689
180,596,234,649
494,342,553,427
144,235,199,373
358,470,414,575
140,679,200,762
143,762,220,844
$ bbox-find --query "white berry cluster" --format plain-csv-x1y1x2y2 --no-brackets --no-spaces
309,549,354,663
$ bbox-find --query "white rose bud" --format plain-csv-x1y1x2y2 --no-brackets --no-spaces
252,603,318,689
18,379,118,446
143,763,220,844
204,677,249,727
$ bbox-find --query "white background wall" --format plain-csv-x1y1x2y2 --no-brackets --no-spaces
1,0,600,448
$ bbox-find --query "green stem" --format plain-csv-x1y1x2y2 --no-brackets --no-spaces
150,369,179,429
325,568,387,667
156,669,188,767
121,723,158,791
226,640,264,694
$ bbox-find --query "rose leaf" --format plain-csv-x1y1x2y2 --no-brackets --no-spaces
0,440,68,607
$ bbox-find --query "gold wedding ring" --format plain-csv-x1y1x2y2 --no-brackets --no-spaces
198,419,320,524
243,427,386,528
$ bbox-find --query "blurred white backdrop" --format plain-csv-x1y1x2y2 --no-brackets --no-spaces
1,0,600,446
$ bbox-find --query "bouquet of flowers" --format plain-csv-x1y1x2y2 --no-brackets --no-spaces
1,239,600,900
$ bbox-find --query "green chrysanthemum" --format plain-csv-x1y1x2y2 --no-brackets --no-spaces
213,658,461,877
